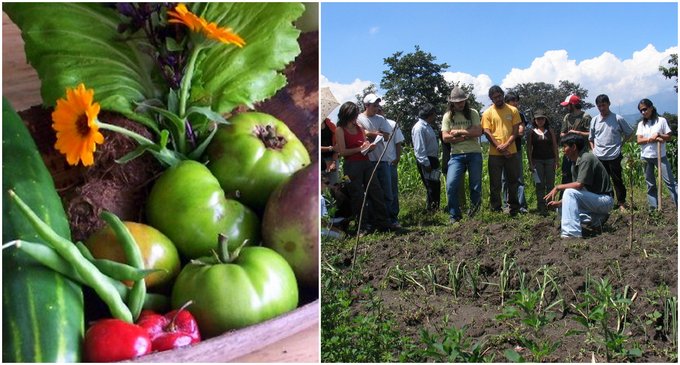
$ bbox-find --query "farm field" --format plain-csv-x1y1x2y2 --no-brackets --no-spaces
321,146,678,363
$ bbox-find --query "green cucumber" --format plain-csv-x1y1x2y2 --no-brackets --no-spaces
2,98,84,362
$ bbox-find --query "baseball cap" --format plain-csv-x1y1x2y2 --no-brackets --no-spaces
533,108,550,121
363,93,382,105
560,94,580,106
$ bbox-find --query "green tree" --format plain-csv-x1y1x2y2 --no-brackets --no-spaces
659,53,678,93
379,45,451,144
506,81,592,133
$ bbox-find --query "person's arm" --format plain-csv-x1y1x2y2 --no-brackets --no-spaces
526,131,533,169
412,127,430,169
483,128,500,150
550,130,559,169
335,127,368,157
544,181,584,207
394,142,403,165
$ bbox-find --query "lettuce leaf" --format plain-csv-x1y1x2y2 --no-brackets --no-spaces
3,3,163,128
4,2,304,122
189,3,304,113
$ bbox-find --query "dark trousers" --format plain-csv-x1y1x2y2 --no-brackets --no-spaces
561,154,574,185
489,153,520,212
599,154,626,206
416,156,441,211
343,160,391,229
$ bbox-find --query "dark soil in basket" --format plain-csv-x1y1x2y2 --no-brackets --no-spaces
326,205,678,362
19,105,163,242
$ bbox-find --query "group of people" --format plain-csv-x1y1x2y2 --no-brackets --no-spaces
321,85,677,239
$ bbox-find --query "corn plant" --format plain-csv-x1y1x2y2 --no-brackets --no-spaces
447,260,466,299
466,262,484,297
569,276,642,361
498,253,517,305
421,264,438,295
664,296,677,347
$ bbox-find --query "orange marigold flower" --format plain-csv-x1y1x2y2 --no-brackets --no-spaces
167,3,204,32
168,3,245,47
51,83,104,166
201,21,245,48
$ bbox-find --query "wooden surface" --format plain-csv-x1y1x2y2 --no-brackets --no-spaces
2,12,320,363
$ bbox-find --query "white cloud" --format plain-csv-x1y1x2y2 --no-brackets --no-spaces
320,75,374,121
322,44,678,114
369,26,380,36
442,72,494,105
501,44,678,109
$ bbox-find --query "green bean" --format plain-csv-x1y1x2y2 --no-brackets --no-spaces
76,241,162,282
75,241,96,260
10,239,167,312
100,211,146,321
8,190,133,323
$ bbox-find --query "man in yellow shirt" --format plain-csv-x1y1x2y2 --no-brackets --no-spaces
482,85,522,215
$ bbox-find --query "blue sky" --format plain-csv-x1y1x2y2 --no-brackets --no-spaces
321,1,678,115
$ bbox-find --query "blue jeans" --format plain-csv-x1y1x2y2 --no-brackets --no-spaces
373,161,394,220
643,156,678,208
560,188,613,237
446,153,482,219
389,163,400,224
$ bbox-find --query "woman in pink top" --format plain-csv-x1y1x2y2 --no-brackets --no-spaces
334,101,392,233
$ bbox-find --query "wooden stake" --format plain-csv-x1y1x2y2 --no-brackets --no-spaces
657,141,663,211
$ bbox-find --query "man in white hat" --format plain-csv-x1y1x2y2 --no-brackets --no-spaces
377,106,405,228
559,94,592,186
357,93,397,227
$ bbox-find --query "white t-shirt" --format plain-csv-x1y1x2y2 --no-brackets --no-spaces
384,118,405,163
636,117,671,158
357,113,392,162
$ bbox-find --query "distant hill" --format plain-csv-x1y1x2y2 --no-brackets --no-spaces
583,90,678,128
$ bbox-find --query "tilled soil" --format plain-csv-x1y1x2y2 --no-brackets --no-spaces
326,207,677,362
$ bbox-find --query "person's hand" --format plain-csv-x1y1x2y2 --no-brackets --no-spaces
546,200,562,208
328,160,337,172
544,186,558,202
360,141,371,151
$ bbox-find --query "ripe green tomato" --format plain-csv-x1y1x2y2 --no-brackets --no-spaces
85,222,180,289
170,246,298,338
146,160,260,259
205,112,311,210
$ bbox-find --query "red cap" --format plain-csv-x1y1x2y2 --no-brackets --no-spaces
560,94,580,106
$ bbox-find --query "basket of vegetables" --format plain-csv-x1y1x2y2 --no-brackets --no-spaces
2,3,319,362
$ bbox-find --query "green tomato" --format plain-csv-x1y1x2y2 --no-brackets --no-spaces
205,112,311,210
171,245,299,338
145,160,260,259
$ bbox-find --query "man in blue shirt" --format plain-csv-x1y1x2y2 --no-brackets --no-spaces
589,94,634,211
411,103,441,211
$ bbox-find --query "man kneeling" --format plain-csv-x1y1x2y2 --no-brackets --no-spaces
544,135,614,238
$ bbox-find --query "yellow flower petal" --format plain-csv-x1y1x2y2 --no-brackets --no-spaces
51,83,104,167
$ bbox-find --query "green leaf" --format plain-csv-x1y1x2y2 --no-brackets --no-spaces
504,349,525,362
3,3,164,128
188,3,304,113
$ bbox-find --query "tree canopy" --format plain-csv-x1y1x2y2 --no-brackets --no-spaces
659,53,678,93
506,80,593,133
